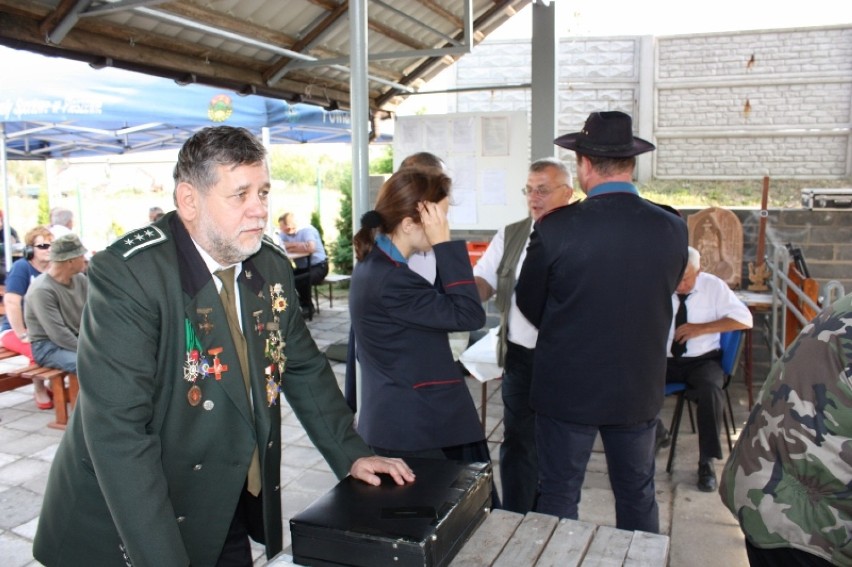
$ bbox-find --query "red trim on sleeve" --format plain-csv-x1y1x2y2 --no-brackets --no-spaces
445,279,475,288
413,379,462,389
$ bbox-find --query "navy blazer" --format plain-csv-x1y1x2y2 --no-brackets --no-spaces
517,193,688,426
349,239,486,452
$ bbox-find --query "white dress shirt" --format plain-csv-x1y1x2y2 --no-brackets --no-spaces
667,271,753,358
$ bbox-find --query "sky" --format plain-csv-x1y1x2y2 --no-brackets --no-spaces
490,0,852,38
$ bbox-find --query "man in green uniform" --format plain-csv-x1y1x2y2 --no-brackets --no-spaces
720,292,852,566
33,126,414,567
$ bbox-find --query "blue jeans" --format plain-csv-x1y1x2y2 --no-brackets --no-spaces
31,340,77,373
499,342,538,513
535,414,659,533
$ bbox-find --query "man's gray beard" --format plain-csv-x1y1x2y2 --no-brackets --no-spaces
207,232,263,265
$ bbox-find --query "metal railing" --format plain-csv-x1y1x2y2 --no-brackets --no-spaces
766,246,845,365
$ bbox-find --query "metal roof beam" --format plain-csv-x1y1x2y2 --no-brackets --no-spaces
283,0,474,69
133,6,414,93
44,0,92,44
371,0,462,47
81,0,171,18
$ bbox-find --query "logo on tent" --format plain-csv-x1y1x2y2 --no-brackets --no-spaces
208,94,234,122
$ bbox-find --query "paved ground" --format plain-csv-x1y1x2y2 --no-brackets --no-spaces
0,297,754,566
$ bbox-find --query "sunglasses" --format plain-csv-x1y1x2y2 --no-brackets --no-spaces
33,243,52,250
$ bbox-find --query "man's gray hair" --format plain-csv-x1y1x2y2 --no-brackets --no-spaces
529,157,573,187
687,246,701,270
172,126,267,196
50,207,73,228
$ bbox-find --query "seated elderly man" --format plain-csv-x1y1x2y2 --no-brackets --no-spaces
276,212,328,320
660,246,752,492
24,234,88,373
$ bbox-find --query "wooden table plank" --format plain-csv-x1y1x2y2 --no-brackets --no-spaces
625,531,670,566
581,525,633,567
451,509,523,566
492,511,559,567
535,518,596,567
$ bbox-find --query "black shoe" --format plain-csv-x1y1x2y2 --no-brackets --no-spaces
301,305,314,321
697,462,717,492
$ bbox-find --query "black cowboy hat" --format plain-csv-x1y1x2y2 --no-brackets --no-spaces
554,111,655,157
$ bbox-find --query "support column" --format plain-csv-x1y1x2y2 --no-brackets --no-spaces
350,0,370,229
636,35,655,183
530,0,558,161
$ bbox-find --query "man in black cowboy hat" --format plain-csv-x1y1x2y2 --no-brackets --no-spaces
516,110,688,533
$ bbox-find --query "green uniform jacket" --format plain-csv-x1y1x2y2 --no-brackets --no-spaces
720,293,852,565
33,212,372,567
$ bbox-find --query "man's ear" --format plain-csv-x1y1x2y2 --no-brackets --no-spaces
175,182,197,221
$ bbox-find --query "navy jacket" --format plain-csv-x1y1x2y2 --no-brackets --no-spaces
349,240,485,451
517,193,688,425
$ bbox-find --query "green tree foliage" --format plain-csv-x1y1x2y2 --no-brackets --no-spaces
330,166,353,274
7,161,45,190
268,150,315,186
327,148,394,274
309,209,324,243
369,145,393,174
37,191,50,225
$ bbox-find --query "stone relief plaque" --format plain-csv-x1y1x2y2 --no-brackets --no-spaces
687,207,743,289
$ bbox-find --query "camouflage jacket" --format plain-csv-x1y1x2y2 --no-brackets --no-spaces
720,293,852,565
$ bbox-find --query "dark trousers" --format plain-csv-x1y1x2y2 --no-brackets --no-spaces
500,341,538,513
666,352,724,463
535,414,659,533
745,540,834,567
293,261,329,309
216,488,265,567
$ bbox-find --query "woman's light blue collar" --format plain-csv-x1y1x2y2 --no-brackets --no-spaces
375,233,407,263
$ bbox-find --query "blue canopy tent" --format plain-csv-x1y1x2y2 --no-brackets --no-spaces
0,46,388,159
0,46,389,266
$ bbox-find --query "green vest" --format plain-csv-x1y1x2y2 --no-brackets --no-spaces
494,216,533,366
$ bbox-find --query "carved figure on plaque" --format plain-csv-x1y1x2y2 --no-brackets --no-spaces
687,207,743,289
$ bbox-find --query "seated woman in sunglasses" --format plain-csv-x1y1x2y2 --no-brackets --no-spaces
0,226,53,409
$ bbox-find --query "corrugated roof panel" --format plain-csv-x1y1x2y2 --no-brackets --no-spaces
0,0,532,111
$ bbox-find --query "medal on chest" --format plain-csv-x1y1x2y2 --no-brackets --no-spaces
263,283,289,406
183,317,229,407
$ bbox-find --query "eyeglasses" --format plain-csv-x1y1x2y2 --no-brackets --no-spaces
33,243,52,250
521,184,567,197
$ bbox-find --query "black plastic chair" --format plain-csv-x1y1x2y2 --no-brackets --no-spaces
665,330,744,473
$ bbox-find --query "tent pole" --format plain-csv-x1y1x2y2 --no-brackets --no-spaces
1,126,11,273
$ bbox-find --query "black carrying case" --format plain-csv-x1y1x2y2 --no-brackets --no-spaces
290,458,492,567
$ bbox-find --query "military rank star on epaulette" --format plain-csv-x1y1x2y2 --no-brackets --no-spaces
111,225,168,259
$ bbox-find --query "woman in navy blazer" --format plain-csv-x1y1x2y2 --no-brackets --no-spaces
349,167,490,468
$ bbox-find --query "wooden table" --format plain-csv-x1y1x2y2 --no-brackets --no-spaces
734,290,773,408
269,510,669,566
451,510,669,566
